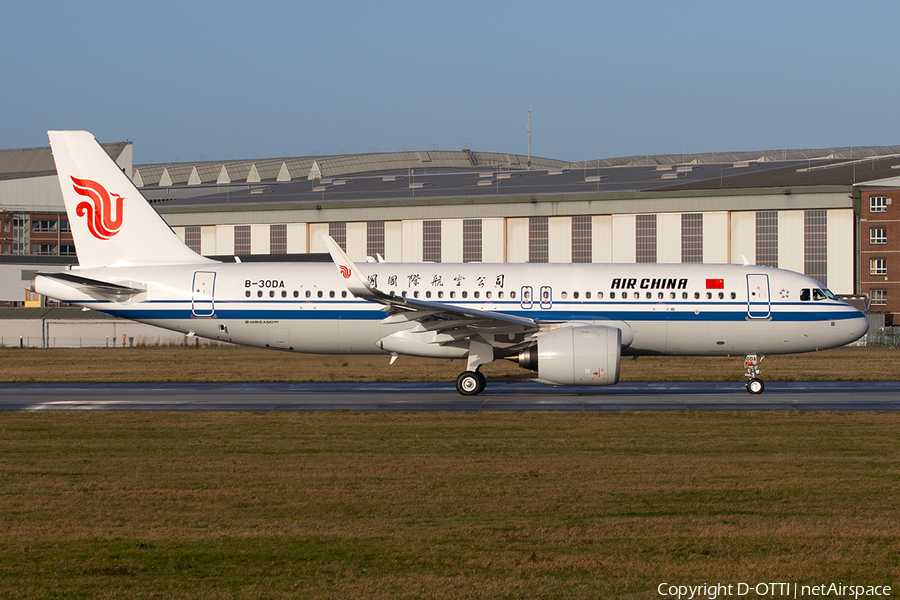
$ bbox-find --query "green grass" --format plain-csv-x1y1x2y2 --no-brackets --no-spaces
1,412,899,598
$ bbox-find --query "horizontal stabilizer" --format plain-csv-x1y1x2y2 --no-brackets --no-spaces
35,272,145,300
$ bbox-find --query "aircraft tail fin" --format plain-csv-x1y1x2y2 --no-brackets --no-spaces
48,130,213,268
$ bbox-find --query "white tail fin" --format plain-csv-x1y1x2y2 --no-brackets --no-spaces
48,130,213,268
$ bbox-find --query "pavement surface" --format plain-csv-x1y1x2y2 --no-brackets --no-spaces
1,381,898,412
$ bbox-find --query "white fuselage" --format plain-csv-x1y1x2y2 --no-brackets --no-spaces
35,261,868,357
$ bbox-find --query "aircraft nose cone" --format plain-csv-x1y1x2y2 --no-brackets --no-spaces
844,311,869,345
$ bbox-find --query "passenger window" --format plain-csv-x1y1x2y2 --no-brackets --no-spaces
425,291,431,298
694,292,700,299
269,291,275,298
414,291,420,298
257,291,263,298
510,291,516,299
306,290,311,298
730,292,736,299
438,291,444,299
586,291,592,299
245,291,251,298
474,291,480,299
659,292,664,299
646,292,652,299
462,291,468,299
293,290,299,298
800,288,810,301
682,292,688,299
670,292,675,299
573,291,579,299
595,292,601,299
706,292,712,299
341,291,347,298
317,291,323,298
561,292,567,299
610,292,616,299
329,291,335,298
402,291,407,298
498,291,504,299
282,290,287,298
486,291,492,299
718,292,724,300
450,291,456,299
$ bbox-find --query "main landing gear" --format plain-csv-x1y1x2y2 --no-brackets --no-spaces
456,370,486,396
744,354,765,394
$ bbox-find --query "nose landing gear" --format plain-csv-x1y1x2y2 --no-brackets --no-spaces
744,354,765,394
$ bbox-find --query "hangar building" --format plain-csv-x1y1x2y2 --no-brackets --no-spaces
2,139,899,328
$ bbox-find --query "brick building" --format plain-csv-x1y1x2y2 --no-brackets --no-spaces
859,189,900,326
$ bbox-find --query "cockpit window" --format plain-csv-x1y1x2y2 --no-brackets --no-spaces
813,288,836,301
800,288,810,302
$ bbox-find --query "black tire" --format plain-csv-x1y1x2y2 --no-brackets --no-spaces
746,378,764,394
456,371,485,396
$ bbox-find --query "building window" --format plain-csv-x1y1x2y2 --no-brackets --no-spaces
870,228,887,245
870,258,887,275
270,224,287,254
572,216,592,263
367,221,384,259
636,214,657,263
870,196,888,212
329,222,346,251
60,244,76,256
681,213,703,264
756,211,778,267
12,214,29,255
870,289,887,306
234,225,251,255
31,243,57,256
804,210,827,285
60,220,71,233
32,219,58,233
463,219,482,263
184,226,202,253
423,220,441,262
529,217,548,263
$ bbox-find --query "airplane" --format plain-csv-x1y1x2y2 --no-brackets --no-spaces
32,131,869,396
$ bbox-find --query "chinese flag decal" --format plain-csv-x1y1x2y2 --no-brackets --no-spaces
706,278,725,289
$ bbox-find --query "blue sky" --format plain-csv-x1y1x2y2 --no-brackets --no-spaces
4,1,898,163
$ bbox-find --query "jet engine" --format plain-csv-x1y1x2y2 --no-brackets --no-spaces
516,325,621,386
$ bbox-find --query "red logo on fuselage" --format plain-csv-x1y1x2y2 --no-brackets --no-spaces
339,265,351,279
71,176,124,240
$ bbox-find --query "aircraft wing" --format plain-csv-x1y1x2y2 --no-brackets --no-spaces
322,236,539,338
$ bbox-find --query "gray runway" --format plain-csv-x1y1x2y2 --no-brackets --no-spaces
0,381,898,412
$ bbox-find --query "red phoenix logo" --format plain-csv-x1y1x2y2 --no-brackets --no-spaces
71,176,124,240
339,265,351,279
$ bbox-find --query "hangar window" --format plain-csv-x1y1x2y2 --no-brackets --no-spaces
529,217,549,263
329,222,347,251
870,258,887,275
572,216,592,263
234,225,251,255
423,220,441,262
681,213,703,263
804,210,827,286
870,228,887,244
756,211,778,267
870,289,887,305
870,196,889,212
463,219,482,263
636,215,657,263
367,221,385,258
270,224,287,254
185,226,202,253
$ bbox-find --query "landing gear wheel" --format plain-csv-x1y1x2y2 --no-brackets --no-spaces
456,370,486,396
746,378,764,395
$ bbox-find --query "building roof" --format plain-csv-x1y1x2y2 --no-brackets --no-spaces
0,141,130,180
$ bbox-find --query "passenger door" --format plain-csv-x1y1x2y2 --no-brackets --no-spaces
746,274,770,319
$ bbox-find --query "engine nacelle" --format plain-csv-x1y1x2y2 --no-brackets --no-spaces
519,325,621,386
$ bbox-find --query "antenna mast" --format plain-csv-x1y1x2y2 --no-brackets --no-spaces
527,107,532,169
